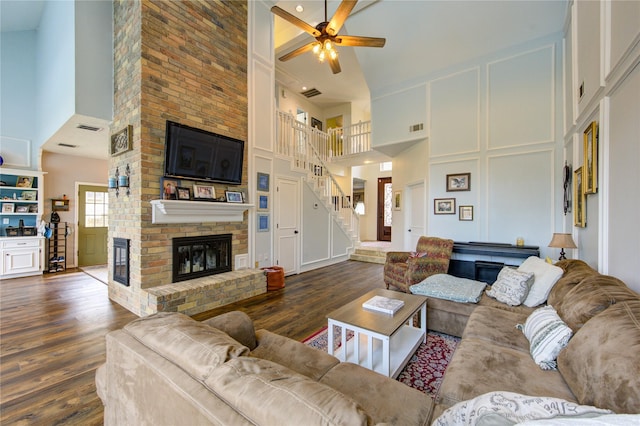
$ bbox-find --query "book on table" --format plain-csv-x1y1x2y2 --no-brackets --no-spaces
362,295,405,315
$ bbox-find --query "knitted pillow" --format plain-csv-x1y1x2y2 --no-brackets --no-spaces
517,305,573,370
486,267,534,306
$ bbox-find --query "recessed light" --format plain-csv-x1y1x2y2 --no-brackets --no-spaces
302,86,307,91
295,5,304,13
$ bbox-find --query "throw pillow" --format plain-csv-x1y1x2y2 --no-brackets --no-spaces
433,391,612,426
517,305,573,370
518,256,564,307
406,251,428,263
485,267,534,306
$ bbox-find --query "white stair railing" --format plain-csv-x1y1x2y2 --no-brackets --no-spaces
275,110,359,240
327,121,371,157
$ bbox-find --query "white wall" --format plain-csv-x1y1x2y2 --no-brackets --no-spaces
372,35,565,259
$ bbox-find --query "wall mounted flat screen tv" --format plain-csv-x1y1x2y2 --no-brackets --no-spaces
164,121,244,185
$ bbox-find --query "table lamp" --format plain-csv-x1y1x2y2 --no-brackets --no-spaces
548,233,577,260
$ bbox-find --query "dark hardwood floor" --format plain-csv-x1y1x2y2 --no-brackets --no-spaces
0,260,383,425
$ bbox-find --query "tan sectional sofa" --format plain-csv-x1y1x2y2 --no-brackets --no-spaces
96,310,434,425
97,259,639,425
430,259,640,420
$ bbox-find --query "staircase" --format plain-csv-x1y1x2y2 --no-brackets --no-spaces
275,111,360,243
349,247,388,264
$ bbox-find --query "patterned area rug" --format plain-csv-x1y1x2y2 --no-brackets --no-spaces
303,326,460,398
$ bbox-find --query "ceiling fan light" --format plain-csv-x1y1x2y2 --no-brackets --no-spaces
324,40,332,51
312,42,321,54
330,50,337,60
318,50,326,62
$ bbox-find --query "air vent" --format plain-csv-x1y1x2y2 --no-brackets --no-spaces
409,123,424,132
76,124,102,132
301,88,321,98
58,143,77,148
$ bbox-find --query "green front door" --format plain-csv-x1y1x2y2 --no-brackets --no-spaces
78,185,109,266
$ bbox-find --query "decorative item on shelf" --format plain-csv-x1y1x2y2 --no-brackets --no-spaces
176,187,191,200
516,236,525,247
193,184,216,200
548,233,577,261
225,191,243,203
16,176,33,188
109,164,131,197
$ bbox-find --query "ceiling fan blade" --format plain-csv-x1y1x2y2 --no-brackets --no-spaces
329,56,342,74
278,42,315,62
271,6,321,37
335,35,386,48
327,0,358,36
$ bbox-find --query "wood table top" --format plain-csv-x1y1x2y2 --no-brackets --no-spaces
327,288,427,336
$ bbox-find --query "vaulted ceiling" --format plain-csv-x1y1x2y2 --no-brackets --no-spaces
1,0,568,159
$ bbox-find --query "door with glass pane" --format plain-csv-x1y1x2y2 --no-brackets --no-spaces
78,185,108,266
377,177,392,241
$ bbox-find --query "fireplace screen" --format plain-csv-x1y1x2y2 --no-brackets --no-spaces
113,238,130,286
173,234,231,282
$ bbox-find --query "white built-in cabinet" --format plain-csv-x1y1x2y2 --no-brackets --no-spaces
0,168,45,279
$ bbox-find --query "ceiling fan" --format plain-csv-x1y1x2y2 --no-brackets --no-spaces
271,0,386,74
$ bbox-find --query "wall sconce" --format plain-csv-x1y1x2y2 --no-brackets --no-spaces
109,164,130,197
354,201,365,215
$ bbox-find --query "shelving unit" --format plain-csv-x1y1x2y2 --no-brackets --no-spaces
46,222,68,273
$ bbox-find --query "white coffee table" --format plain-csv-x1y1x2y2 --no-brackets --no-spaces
326,288,427,378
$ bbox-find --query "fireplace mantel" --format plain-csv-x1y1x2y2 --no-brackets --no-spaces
150,200,253,224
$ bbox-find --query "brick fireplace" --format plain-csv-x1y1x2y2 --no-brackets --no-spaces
108,1,256,317
173,234,231,282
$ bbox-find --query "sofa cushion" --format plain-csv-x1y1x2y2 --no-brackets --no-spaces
547,261,599,307
486,267,534,306
410,273,487,303
433,391,612,426
557,300,640,414
437,337,576,408
518,256,564,307
320,362,434,425
517,306,573,370
202,311,257,350
204,357,371,425
251,329,339,381
124,312,249,381
555,274,639,332
462,306,530,352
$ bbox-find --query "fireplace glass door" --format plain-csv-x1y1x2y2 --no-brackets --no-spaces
173,234,231,282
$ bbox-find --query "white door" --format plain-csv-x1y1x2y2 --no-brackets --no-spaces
407,181,425,250
275,178,299,275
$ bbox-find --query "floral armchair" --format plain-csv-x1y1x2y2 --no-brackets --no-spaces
384,236,455,293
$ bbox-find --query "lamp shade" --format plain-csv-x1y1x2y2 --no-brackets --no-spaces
548,233,577,249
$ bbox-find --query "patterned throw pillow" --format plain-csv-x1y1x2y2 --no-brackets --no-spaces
517,305,573,370
406,252,428,263
485,267,534,306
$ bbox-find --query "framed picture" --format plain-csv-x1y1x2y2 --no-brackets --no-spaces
311,117,323,131
193,184,216,200
16,205,29,213
161,178,180,200
258,194,268,210
446,173,470,192
2,203,15,213
225,191,243,203
176,187,191,200
111,124,133,156
257,172,270,192
393,190,402,211
574,167,586,227
22,191,37,201
16,176,33,188
459,205,474,221
583,121,598,194
434,198,456,215
28,204,38,213
257,213,269,232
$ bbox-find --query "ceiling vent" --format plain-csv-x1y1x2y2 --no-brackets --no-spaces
301,88,321,98
58,143,77,148
409,123,424,132
76,124,102,132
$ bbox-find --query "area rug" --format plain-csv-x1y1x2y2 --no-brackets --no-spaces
303,326,460,398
